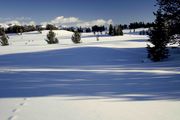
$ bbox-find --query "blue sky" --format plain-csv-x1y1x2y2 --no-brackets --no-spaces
0,0,157,26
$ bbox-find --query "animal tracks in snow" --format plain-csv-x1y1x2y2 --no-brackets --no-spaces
12,108,20,113
8,115,18,120
7,98,30,120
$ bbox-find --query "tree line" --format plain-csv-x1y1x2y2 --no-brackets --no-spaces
0,21,155,35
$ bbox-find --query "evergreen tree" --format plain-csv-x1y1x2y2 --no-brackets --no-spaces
109,24,113,36
45,30,59,44
92,25,98,35
0,32,9,46
147,0,180,61
157,0,180,43
147,9,169,61
71,31,81,44
113,26,116,36
116,25,123,36
109,25,123,36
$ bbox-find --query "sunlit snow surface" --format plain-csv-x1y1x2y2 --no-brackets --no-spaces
0,30,180,120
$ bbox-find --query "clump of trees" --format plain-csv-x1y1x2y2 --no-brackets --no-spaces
77,27,83,33
116,22,155,31
63,27,92,33
6,25,24,34
129,22,155,30
147,0,180,61
0,32,9,46
71,31,81,44
61,26,106,34
23,25,36,32
45,30,59,44
92,25,105,34
109,24,123,36
46,24,58,30
85,28,91,33
5,25,40,34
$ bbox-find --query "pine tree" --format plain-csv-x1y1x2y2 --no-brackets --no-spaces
147,0,180,61
117,25,123,36
109,24,113,36
45,30,59,44
147,9,169,61
110,25,123,36
71,31,81,44
113,26,116,36
157,0,180,44
0,32,9,46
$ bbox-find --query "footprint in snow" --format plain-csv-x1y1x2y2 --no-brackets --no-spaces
20,102,27,106
8,115,18,120
9,98,30,120
12,108,20,113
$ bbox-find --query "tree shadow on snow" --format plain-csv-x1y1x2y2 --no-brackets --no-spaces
0,47,180,101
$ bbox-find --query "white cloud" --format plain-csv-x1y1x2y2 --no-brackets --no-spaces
41,16,81,27
77,19,113,27
51,16,80,25
1,16,113,28
41,16,113,27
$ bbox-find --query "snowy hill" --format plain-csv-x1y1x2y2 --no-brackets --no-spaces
0,30,180,120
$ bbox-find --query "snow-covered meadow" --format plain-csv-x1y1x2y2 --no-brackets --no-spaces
0,30,180,120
